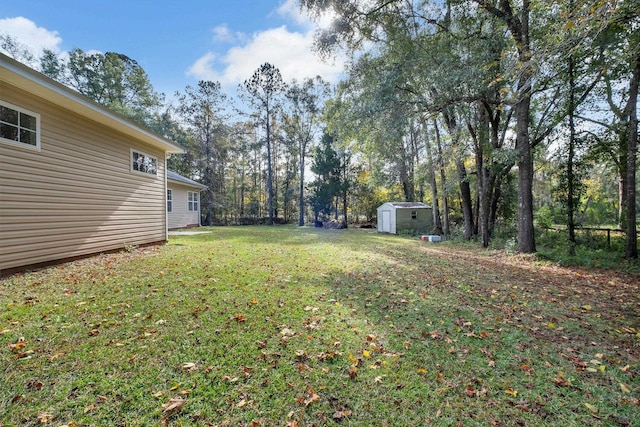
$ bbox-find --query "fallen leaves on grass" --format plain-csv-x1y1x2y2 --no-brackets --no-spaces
8,336,26,351
181,362,197,372
584,402,598,414
3,228,640,426
162,397,186,414
333,408,353,420
236,395,252,408
297,387,320,407
28,379,43,390
14,349,34,359
504,388,518,397
280,327,295,337
552,372,572,387
37,412,55,424
9,336,33,359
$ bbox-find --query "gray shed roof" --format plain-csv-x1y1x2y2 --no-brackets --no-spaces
384,202,431,209
167,170,208,190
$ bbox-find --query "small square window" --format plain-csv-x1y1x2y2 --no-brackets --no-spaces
0,123,18,141
1,106,18,124
21,113,37,130
411,210,417,220
188,191,199,212
0,101,40,150
130,149,157,176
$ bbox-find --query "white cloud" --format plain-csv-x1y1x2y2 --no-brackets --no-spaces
276,0,338,29
0,17,62,54
186,51,219,82
186,25,345,88
276,0,312,28
212,24,235,43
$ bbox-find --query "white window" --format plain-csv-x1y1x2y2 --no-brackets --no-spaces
411,210,418,220
0,100,40,150
131,149,157,176
167,189,173,213
188,191,199,212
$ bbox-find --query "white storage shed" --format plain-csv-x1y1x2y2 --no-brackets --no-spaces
377,202,433,235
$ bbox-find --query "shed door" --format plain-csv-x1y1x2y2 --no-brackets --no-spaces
382,210,391,233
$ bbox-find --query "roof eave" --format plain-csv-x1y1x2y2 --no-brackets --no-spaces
167,177,208,190
0,53,184,154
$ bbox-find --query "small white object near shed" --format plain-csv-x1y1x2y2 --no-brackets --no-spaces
377,202,433,235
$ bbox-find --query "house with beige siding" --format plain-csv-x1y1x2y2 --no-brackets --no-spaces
167,170,207,229
0,53,184,275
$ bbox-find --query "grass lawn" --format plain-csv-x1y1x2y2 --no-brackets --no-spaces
1,226,638,426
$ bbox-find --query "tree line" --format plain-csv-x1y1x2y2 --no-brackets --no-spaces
300,0,639,257
2,0,638,258
0,39,346,227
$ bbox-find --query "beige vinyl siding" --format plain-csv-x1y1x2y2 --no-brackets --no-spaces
167,183,201,229
0,84,167,272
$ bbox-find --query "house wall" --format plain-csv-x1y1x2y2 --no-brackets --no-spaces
395,208,433,234
168,182,200,229
0,84,167,273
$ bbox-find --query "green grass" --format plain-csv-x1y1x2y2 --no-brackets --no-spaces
1,226,639,426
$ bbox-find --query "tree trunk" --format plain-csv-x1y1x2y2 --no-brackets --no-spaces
625,49,639,259
299,145,306,226
240,155,246,217
424,123,443,234
266,110,274,225
273,125,280,221
619,176,627,229
477,0,535,253
516,95,535,253
474,104,492,248
342,150,349,228
490,176,501,230
514,2,536,254
455,157,474,239
430,172,442,234
398,138,414,201
434,119,450,236
342,191,348,228
567,44,577,255
443,110,473,239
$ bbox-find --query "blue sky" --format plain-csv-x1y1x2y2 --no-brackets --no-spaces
0,0,345,95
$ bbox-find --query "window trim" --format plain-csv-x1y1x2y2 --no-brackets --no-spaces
167,189,173,213
0,100,41,151
411,210,418,220
188,191,199,212
130,148,158,176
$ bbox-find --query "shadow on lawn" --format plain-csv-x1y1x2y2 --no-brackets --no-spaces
359,239,639,357
312,240,639,424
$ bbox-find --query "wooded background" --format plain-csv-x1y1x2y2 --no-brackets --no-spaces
2,0,638,257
